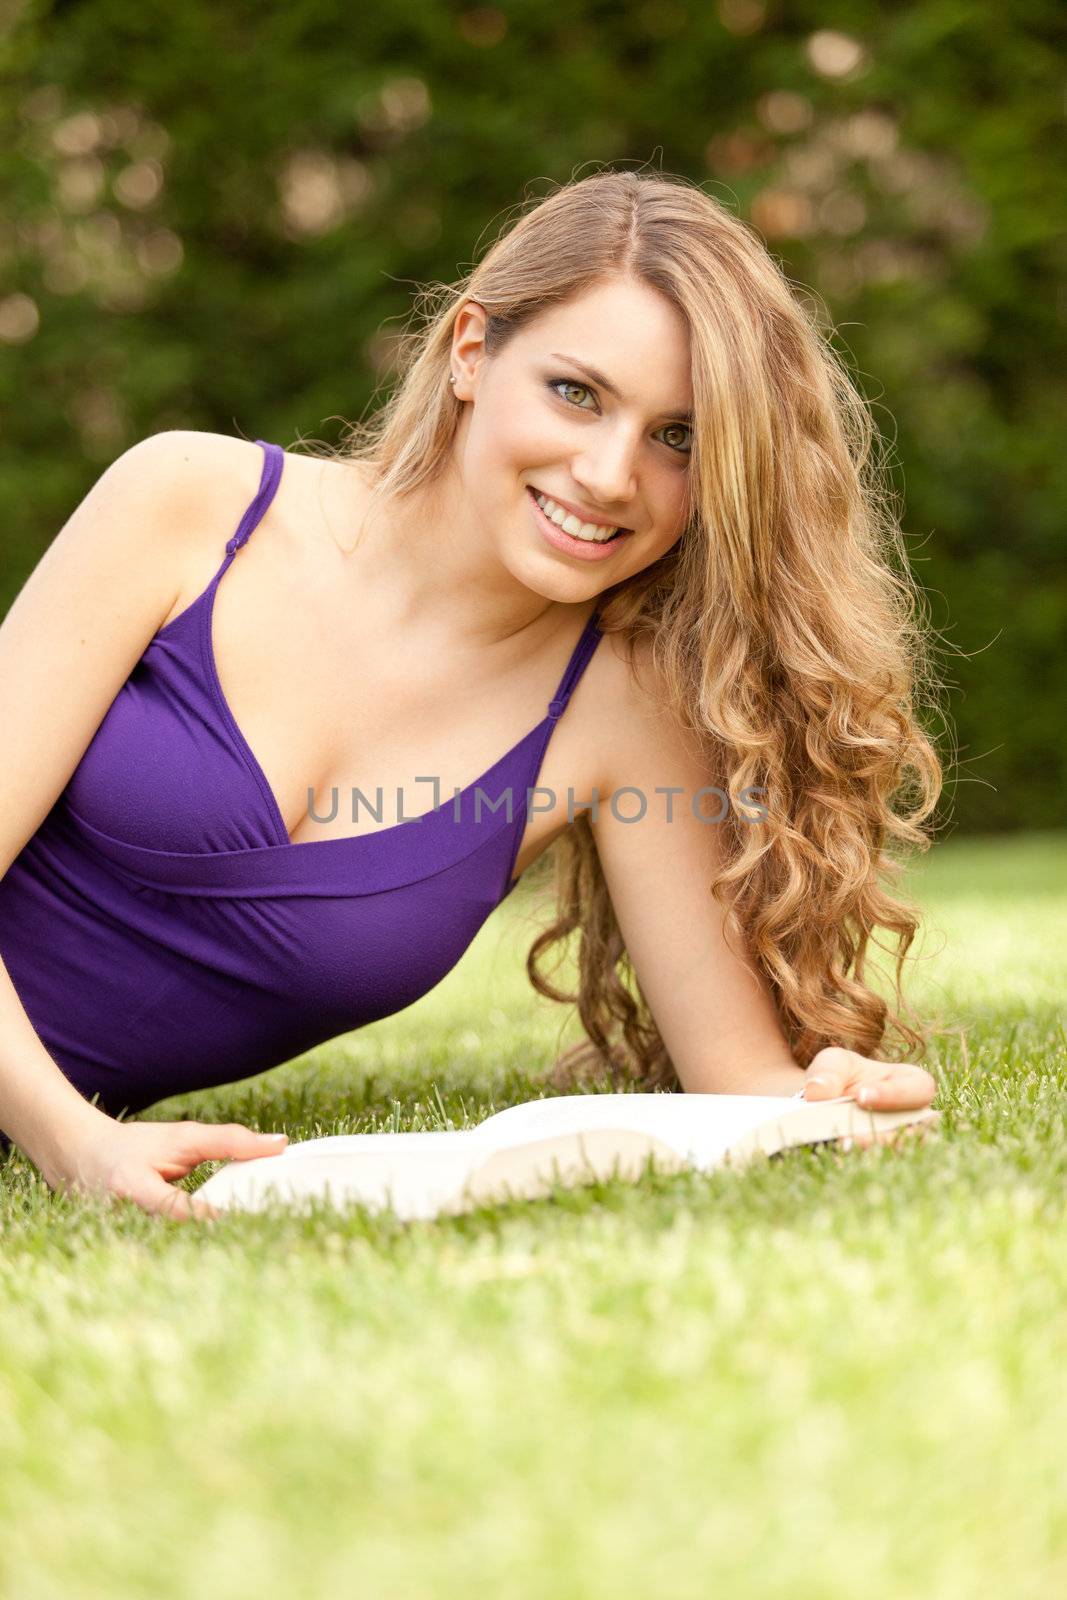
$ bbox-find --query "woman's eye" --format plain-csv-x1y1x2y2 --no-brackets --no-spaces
659,422,692,455
547,377,692,456
549,378,597,410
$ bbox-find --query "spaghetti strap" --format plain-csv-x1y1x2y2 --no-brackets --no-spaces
547,609,603,721
224,440,285,557
152,439,288,642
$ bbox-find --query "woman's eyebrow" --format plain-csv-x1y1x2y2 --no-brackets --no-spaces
548,351,693,423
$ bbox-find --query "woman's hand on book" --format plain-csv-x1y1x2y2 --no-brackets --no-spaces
800,1045,938,1150
38,1116,290,1221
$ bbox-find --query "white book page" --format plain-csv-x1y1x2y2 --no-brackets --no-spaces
200,1142,485,1222
199,1093,876,1217
275,1129,477,1160
469,1092,853,1170
268,1093,855,1173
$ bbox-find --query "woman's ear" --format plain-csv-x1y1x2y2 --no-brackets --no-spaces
449,298,489,401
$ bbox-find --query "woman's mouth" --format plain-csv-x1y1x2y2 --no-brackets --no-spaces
526,485,633,562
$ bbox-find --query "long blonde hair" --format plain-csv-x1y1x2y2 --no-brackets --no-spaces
295,168,949,1090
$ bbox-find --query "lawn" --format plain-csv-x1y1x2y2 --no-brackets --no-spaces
1,830,1064,1599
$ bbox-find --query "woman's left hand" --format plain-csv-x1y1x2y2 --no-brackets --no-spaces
800,1045,938,1150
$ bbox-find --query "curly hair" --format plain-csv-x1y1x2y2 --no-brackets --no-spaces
293,167,951,1092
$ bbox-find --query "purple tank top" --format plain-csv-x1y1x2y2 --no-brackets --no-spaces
0,441,603,1124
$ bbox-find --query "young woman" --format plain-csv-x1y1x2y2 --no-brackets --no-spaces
0,170,944,1221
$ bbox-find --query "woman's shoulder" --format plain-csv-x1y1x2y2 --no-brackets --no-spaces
123,427,263,492
129,431,300,633
147,432,365,541
120,429,270,555
138,431,359,597
588,624,666,715
581,621,713,803
572,623,679,793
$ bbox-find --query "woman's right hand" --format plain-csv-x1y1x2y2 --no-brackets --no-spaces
36,1114,289,1221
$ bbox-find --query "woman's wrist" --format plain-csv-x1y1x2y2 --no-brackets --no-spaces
14,1090,114,1186
740,1060,809,1097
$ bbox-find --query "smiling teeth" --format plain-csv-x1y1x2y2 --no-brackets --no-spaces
534,490,620,542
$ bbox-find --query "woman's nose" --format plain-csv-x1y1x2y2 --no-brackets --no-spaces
572,440,639,509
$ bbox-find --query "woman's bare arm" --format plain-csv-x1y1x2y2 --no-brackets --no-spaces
0,430,229,1162
588,638,936,1110
589,639,803,1094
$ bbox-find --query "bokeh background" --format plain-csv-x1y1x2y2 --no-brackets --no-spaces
1,0,1064,835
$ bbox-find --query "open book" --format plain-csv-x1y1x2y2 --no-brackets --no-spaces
196,1092,939,1222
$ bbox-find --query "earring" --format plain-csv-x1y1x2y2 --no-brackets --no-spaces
448,375,456,385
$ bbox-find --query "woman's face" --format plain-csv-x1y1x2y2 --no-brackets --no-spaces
449,276,694,602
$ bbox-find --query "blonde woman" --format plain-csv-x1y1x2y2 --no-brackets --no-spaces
0,170,944,1220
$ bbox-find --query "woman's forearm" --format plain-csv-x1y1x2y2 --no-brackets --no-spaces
0,953,110,1169
681,1052,807,1096
739,1060,809,1095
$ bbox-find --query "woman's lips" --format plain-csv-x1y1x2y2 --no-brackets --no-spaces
526,486,634,563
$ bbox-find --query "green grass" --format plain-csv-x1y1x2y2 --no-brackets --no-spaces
1,831,1065,1599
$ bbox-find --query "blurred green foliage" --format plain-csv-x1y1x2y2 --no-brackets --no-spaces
1,1,1063,834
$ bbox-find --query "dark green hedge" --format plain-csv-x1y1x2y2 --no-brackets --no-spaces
2,1,1063,833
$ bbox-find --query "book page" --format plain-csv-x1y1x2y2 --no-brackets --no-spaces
198,1094,927,1218
470,1092,854,1170
268,1093,856,1173
274,1129,478,1160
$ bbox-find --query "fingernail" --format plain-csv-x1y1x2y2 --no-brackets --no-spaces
807,1075,829,1088
263,1132,287,1141
857,1087,876,1106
